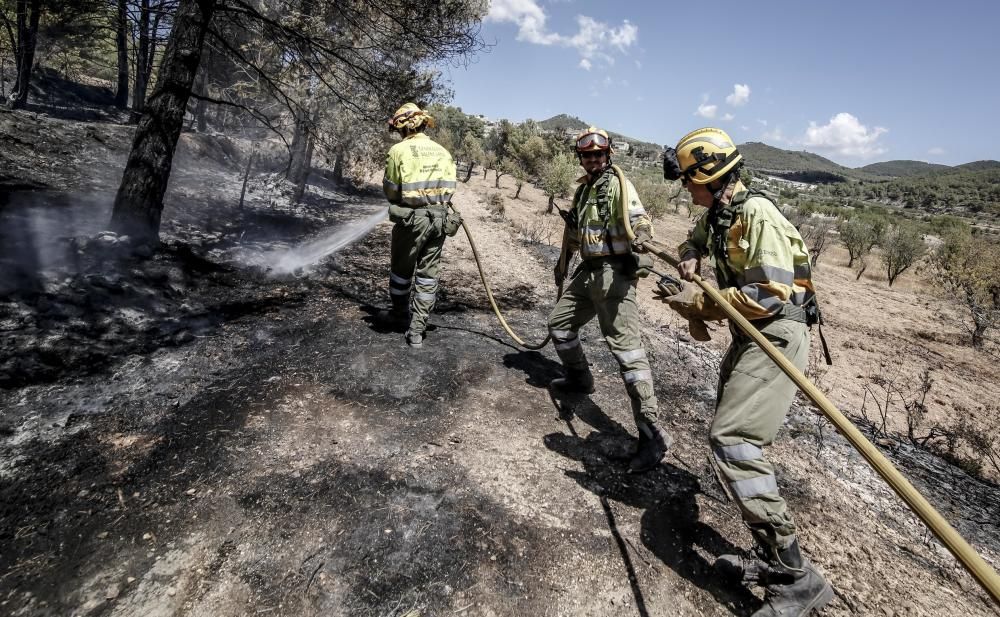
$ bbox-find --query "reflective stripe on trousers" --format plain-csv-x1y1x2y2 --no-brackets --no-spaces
549,327,587,369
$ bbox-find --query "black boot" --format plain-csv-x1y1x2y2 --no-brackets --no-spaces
722,540,833,617
376,309,409,329
550,368,595,394
628,423,673,473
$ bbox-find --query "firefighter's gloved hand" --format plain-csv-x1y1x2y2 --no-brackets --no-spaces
632,226,653,253
553,264,565,288
654,274,683,298
658,282,727,321
557,207,578,230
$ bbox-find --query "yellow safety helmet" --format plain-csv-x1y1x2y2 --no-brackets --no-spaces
575,126,613,153
674,127,742,185
388,102,435,131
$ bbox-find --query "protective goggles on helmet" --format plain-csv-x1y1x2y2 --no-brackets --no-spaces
576,131,610,151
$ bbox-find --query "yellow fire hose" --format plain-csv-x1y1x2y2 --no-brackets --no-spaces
451,204,563,350
611,165,1000,604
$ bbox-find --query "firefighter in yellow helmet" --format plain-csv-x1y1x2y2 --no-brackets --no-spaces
658,127,832,616
547,127,673,473
379,103,459,348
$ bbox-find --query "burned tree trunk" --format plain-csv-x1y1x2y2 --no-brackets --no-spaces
132,0,151,117
332,150,344,183
190,50,208,132
10,0,40,110
286,109,316,203
109,0,216,245
114,0,129,109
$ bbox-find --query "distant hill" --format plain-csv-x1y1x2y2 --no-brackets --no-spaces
858,160,950,177
537,114,589,132
737,142,859,183
537,114,662,159
953,160,1000,172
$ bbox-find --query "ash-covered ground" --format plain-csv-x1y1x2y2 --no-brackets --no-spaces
1,110,999,617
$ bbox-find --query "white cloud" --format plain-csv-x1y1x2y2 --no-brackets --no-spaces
726,83,751,107
740,125,750,131
722,112,735,121
486,0,557,44
762,128,787,144
696,102,717,119
803,112,888,158
487,0,639,68
928,146,945,156
756,119,768,126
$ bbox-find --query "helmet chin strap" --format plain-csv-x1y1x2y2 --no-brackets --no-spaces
711,173,739,206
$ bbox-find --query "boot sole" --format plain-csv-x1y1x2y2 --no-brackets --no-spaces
807,581,834,613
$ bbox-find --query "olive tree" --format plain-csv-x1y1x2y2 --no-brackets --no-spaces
932,230,1000,348
879,222,926,287
541,153,577,213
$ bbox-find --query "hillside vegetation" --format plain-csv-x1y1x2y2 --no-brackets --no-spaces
859,160,951,177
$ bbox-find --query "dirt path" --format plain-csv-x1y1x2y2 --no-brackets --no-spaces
2,116,1000,616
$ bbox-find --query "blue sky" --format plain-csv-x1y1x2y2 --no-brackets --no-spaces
439,0,999,167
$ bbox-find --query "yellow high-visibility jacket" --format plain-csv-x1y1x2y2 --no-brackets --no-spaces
679,182,815,320
383,133,457,207
565,169,653,259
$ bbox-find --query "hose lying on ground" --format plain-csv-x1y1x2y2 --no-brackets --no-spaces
452,204,562,350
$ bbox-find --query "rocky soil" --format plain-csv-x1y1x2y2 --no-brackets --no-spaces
1,110,999,616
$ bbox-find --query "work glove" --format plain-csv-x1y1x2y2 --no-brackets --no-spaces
553,263,565,288
632,226,653,253
655,274,683,298
655,281,729,322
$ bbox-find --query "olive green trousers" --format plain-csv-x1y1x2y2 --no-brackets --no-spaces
387,205,447,335
711,317,809,550
547,256,658,430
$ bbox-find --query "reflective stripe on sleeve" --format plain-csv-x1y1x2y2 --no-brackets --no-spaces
390,272,411,287
729,474,779,499
415,276,437,287
713,443,764,462
741,286,784,312
414,292,436,302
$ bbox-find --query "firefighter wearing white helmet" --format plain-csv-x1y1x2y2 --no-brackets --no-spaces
547,126,674,473
658,127,832,617
379,103,459,348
